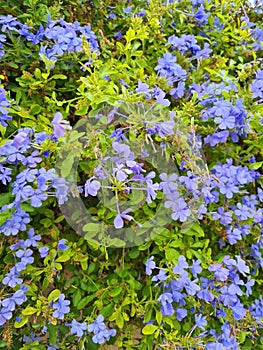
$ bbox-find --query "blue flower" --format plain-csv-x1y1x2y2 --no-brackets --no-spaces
51,112,72,138
2,268,23,288
190,259,202,277
23,333,40,343
88,315,116,344
58,239,68,251
244,276,255,296
24,228,41,248
195,314,207,330
176,308,187,321
0,15,20,32
226,227,242,245
84,177,101,197
123,6,133,13
152,268,167,282
235,256,249,276
16,249,34,265
173,255,189,275
219,285,238,306
155,52,187,83
0,88,11,127
208,263,229,281
170,81,186,99
145,256,156,275
212,207,232,225
231,300,246,320
158,293,174,316
152,87,170,106
114,208,133,229
0,164,12,185
39,246,49,258
47,345,59,350
136,80,151,100
194,5,208,24
108,12,116,19
204,130,229,146
52,177,69,205
170,198,191,222
52,293,70,320
0,308,12,326
197,288,214,302
70,319,87,337
206,343,224,350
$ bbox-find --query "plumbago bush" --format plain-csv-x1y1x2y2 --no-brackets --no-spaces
0,0,263,349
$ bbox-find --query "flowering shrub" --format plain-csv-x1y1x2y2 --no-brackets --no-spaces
0,0,263,349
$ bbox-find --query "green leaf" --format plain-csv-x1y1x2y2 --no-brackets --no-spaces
249,161,263,170
75,104,89,116
128,248,140,259
101,303,114,318
77,295,96,310
47,323,57,344
22,306,37,316
83,223,100,232
14,316,28,328
48,289,61,303
50,74,67,80
165,247,179,263
34,68,42,79
180,222,204,237
109,238,126,247
116,310,124,329
56,251,72,262
0,209,12,227
156,311,162,325
29,104,41,115
239,331,247,344
72,289,82,307
42,72,49,80
142,324,158,335
0,193,11,208
61,155,74,178
109,285,123,297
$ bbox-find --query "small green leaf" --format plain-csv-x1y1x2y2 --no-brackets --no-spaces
101,303,114,318
30,104,41,115
73,289,82,307
109,285,123,297
22,307,37,316
83,223,100,232
0,209,12,227
116,310,124,329
75,104,89,116
14,316,28,328
156,311,162,325
142,324,158,335
61,155,74,178
50,74,67,80
109,238,125,247
56,251,72,262
47,323,57,344
77,295,96,310
48,289,61,303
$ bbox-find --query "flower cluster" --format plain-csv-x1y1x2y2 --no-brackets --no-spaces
0,87,11,127
87,315,116,344
80,104,207,234
250,69,263,102
0,14,98,65
147,255,259,348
